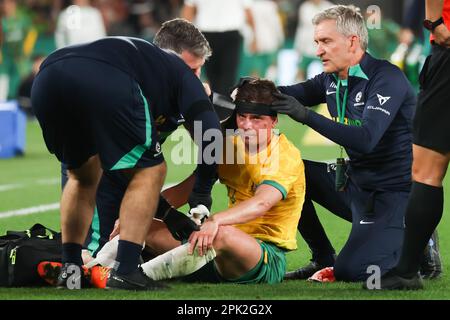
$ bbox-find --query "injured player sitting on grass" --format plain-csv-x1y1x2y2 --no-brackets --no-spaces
39,78,306,288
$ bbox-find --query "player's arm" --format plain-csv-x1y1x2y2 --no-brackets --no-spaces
426,0,450,47
278,73,327,107
426,0,444,21
183,106,220,210
179,72,222,211
212,184,282,225
306,68,410,153
276,68,411,154
188,184,282,256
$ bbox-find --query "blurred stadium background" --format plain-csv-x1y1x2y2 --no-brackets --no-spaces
1,0,449,299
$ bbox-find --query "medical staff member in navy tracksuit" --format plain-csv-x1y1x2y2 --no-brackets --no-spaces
273,5,416,282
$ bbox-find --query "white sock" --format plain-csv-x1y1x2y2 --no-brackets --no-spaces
141,243,216,280
85,235,120,268
85,235,147,269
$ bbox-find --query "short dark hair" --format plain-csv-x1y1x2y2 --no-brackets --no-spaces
222,79,279,130
153,18,212,59
235,79,280,106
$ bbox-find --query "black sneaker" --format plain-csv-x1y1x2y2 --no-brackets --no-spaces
285,260,327,280
420,230,442,279
363,270,423,290
56,263,91,289
106,267,169,291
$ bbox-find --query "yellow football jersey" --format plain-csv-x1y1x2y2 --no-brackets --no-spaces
218,133,305,251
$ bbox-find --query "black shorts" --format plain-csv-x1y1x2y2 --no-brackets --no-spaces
413,44,450,153
31,57,164,170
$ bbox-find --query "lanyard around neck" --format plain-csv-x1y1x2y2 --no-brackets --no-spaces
336,79,348,158
336,80,348,124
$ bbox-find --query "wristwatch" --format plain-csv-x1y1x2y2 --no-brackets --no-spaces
423,17,444,31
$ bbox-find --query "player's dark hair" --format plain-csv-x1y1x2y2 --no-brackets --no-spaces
222,79,280,130
154,18,212,59
235,79,281,106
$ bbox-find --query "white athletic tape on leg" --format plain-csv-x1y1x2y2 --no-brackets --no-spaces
141,243,217,281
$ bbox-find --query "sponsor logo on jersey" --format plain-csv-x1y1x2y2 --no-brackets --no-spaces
366,105,391,116
377,94,390,106
332,116,362,126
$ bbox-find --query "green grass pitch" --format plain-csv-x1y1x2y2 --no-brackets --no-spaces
0,117,449,300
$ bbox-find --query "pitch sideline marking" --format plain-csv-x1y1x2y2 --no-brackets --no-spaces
0,178,60,192
0,203,60,219
0,183,179,219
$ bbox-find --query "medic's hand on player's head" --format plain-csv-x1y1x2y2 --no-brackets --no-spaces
228,76,258,101
271,92,309,123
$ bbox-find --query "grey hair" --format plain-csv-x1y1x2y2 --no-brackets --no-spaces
312,5,368,51
154,18,212,59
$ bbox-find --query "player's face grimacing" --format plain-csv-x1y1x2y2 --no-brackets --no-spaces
236,113,277,151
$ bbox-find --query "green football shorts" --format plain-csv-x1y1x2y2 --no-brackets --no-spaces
181,240,286,284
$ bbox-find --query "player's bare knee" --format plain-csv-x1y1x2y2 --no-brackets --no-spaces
212,226,234,251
